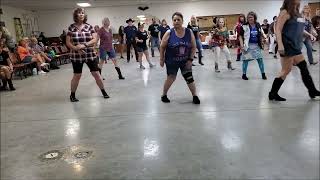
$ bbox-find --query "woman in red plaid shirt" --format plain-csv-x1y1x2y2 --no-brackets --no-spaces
66,8,109,102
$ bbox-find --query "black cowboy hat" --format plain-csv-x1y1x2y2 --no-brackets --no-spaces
126,18,135,23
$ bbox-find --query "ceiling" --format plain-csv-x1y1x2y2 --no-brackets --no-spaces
1,0,205,11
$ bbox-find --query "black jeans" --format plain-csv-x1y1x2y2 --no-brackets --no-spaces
126,39,139,61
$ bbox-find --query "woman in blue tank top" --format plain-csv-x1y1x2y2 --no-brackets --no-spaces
269,0,320,101
159,12,200,104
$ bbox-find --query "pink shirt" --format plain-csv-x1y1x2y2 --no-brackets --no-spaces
98,27,113,51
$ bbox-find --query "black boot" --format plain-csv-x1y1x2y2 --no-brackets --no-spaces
7,79,16,91
101,89,110,99
269,77,286,101
262,73,267,80
215,63,220,73
199,56,204,66
1,79,8,91
297,61,320,99
70,92,79,102
242,74,249,80
115,67,125,80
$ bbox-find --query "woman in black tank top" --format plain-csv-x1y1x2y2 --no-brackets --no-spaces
268,0,320,101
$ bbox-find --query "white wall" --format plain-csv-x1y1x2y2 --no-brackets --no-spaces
15,0,316,37
0,5,39,41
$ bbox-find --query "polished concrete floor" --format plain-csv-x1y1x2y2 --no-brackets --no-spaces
1,45,319,180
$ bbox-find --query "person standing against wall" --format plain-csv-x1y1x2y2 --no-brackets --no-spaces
124,18,139,63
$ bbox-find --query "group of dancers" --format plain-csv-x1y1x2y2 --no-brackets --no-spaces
66,0,320,103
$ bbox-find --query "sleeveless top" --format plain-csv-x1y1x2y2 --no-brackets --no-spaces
165,28,192,64
98,27,113,51
282,15,305,56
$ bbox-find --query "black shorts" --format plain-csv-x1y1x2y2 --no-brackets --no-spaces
137,46,148,52
72,60,99,74
165,62,192,76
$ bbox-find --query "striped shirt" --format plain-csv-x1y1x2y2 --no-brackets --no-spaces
67,23,96,62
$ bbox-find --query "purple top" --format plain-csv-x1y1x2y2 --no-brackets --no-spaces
98,27,113,51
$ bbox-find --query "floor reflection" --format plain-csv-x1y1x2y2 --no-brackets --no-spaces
144,138,159,159
221,131,242,152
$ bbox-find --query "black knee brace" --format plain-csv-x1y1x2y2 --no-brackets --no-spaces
183,72,194,84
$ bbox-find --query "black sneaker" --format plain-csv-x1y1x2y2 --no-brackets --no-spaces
161,95,170,103
273,55,278,59
193,96,200,104
102,92,110,99
269,52,274,54
70,95,79,102
242,74,249,80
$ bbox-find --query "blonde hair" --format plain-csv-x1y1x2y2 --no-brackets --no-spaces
190,15,198,26
102,17,110,26
30,37,38,43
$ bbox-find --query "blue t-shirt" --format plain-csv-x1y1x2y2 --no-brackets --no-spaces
159,25,170,39
249,26,259,44
124,25,137,40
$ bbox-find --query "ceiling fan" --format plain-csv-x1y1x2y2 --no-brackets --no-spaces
138,6,149,11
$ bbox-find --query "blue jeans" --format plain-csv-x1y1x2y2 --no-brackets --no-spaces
196,38,202,58
303,38,314,64
150,37,160,56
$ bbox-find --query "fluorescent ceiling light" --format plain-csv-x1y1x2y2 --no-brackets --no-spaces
77,3,91,7
140,17,146,21
137,15,145,18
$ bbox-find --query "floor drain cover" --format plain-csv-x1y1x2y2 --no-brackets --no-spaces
74,151,92,159
39,150,63,162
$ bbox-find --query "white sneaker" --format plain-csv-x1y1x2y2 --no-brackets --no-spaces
39,70,47,74
140,65,145,69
